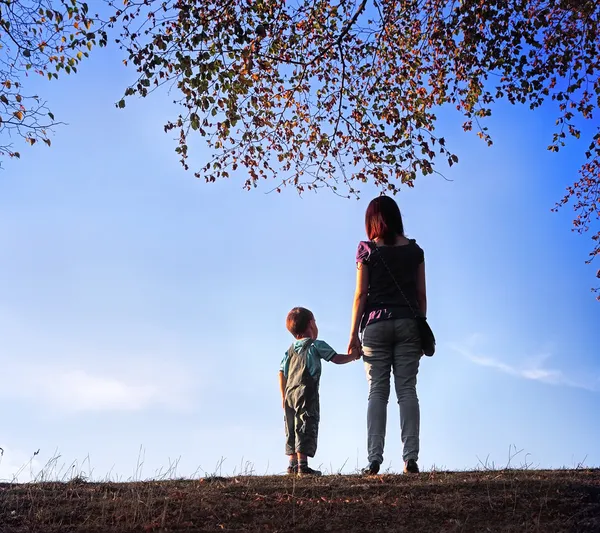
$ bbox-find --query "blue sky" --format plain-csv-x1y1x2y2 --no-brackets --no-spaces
0,41,598,481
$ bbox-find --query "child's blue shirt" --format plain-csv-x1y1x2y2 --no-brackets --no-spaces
280,338,337,381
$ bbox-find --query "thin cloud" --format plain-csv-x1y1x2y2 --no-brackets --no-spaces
452,341,598,392
0,359,195,413
37,370,161,412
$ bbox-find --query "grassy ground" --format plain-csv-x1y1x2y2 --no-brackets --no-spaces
1,469,599,532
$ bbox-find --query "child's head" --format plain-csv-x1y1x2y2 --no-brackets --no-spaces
286,307,318,339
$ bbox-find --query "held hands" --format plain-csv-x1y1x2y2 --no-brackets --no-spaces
348,338,363,361
349,346,362,361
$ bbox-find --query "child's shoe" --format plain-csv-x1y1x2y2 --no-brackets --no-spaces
361,461,381,475
297,464,322,477
403,459,419,474
286,463,298,475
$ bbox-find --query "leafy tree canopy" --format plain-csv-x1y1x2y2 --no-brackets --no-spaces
0,0,107,159
111,0,599,294
2,1,599,296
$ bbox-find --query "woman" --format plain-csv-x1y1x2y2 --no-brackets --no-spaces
348,195,427,475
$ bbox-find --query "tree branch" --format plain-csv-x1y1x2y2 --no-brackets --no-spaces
308,0,368,66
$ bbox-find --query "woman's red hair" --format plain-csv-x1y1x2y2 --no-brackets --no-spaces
365,196,405,245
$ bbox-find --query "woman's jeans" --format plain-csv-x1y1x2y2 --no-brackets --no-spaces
362,318,421,465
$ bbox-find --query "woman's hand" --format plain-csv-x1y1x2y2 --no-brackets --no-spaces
348,335,362,359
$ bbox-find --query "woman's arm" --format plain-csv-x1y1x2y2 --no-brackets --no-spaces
416,261,427,316
349,263,369,351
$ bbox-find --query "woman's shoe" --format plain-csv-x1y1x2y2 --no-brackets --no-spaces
361,461,381,475
403,459,419,474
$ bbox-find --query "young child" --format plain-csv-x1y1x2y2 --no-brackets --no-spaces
279,307,360,476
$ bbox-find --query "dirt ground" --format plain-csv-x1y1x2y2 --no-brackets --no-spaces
1,469,599,532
